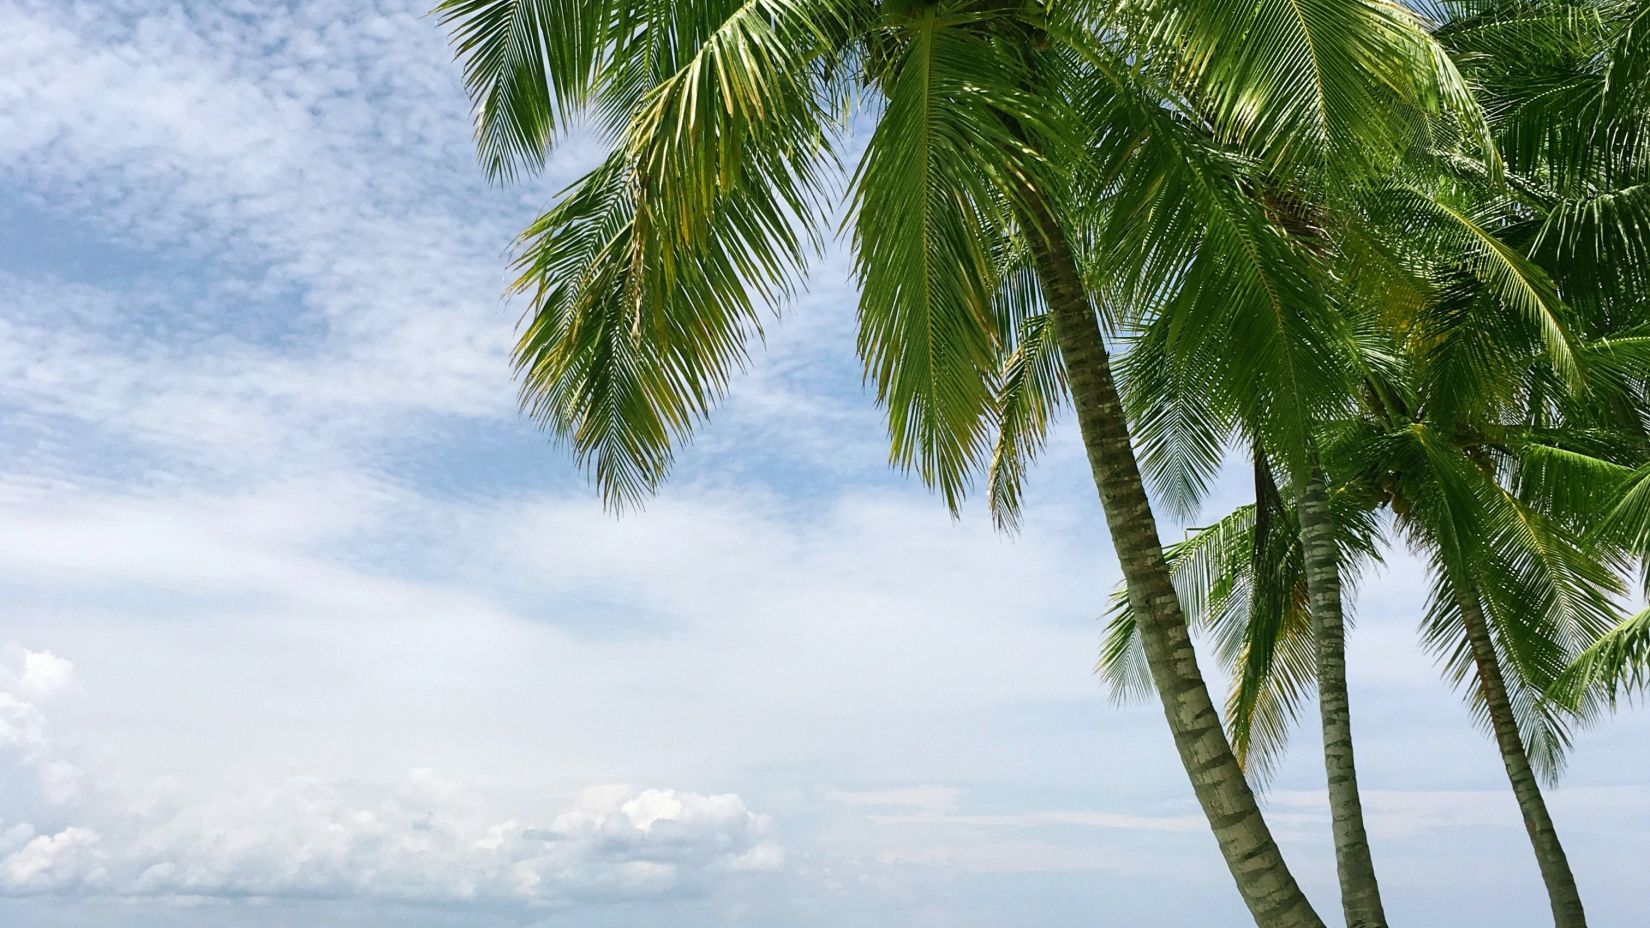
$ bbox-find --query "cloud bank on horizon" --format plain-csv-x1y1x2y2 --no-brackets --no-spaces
1,1,1646,926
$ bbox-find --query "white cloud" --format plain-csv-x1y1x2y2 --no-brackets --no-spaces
0,649,86,807
98,776,777,906
0,655,780,908
16,651,73,700
0,827,106,894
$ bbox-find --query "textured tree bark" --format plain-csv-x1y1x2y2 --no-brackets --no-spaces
1295,466,1388,928
1457,590,1589,928
1027,201,1325,928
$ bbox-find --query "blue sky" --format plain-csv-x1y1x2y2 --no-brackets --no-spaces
1,1,1646,926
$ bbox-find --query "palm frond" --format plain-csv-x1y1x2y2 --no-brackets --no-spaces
988,309,1067,531
1116,315,1235,521
1376,184,1582,387
1549,606,1650,708
1129,0,1481,176
851,15,1059,510
436,0,620,179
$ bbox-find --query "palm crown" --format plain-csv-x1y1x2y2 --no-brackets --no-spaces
437,0,1475,511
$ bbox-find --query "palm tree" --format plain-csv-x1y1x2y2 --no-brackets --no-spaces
1100,0,1650,920
1419,2,1650,922
436,2,1473,924
1023,18,1492,924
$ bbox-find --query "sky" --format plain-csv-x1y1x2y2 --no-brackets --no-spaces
0,1,1646,926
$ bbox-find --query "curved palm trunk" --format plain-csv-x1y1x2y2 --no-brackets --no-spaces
1295,466,1387,928
1457,591,1588,928
1028,203,1325,928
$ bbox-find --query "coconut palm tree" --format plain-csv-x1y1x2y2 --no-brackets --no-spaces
436,2,1476,924
1009,17,1492,923
1099,1,1650,922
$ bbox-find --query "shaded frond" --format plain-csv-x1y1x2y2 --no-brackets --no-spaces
988,309,1067,531
1376,185,1582,386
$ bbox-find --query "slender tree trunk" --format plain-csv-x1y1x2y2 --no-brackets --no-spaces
1026,201,1325,928
1295,465,1387,928
1457,590,1588,928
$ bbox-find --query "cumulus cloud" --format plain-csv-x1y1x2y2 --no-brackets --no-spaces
91,776,778,906
0,645,73,702
1,777,778,906
0,826,106,894
0,647,84,807
16,651,73,700
0,651,779,908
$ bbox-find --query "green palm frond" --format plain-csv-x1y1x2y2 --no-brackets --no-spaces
1116,315,1235,521
509,155,758,505
1126,0,1482,176
1512,441,1638,530
1098,505,1258,705
1534,183,1650,296
1390,421,1624,778
851,15,1061,510
1602,0,1650,119
988,309,1066,531
1219,464,1314,786
436,0,620,179
1596,463,1650,555
1549,606,1650,708
1375,185,1582,387
462,0,851,507
1097,474,1383,786
622,0,844,253
1096,103,1358,475
1422,566,1584,784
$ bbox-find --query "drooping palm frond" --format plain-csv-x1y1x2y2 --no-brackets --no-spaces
1093,98,1359,477
457,0,850,506
1535,182,1650,306
1115,315,1235,522
1601,0,1650,120
850,14,1064,510
1098,505,1259,706
1422,569,1589,783
1382,421,1624,779
509,154,759,505
1220,462,1316,785
436,0,630,179
621,0,845,252
988,309,1065,531
1511,440,1639,531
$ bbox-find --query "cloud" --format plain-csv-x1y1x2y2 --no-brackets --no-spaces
0,652,780,909
103,777,777,906
1,779,778,906
15,651,73,701
0,649,85,807
0,826,106,894
822,787,964,815
823,786,1207,833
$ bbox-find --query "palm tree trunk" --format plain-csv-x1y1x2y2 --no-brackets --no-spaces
1457,590,1588,928
1027,201,1325,928
1295,465,1387,928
